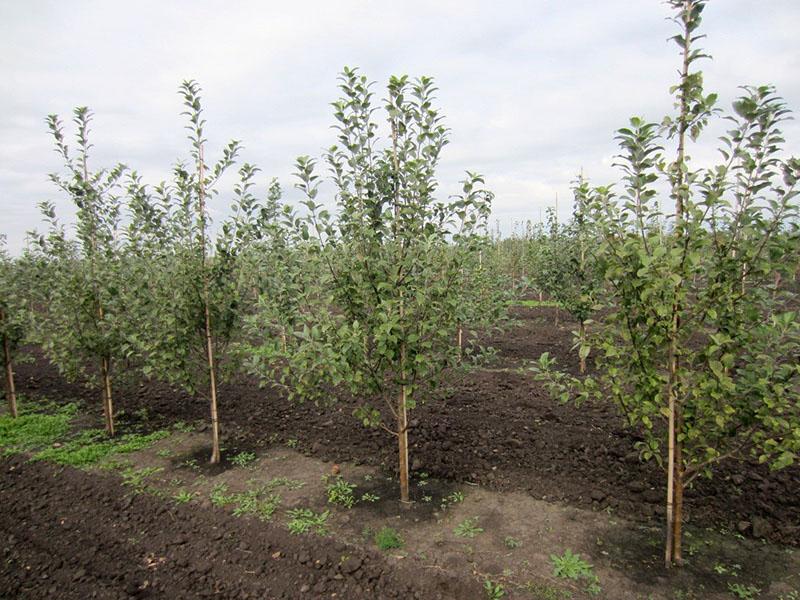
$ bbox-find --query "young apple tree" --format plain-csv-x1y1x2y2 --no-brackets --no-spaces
31,108,127,435
125,82,278,463
537,0,800,567
282,68,492,502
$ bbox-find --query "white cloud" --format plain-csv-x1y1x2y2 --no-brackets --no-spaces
1,0,798,252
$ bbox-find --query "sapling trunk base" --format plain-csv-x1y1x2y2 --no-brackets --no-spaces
2,333,17,418
398,386,410,504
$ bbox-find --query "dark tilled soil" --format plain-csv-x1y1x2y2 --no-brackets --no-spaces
0,455,480,599
13,306,800,547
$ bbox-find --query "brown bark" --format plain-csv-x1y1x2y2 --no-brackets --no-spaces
397,385,410,503
665,329,678,568
2,331,17,418
100,356,114,436
578,320,586,374
206,308,221,465
672,459,684,565
197,142,221,466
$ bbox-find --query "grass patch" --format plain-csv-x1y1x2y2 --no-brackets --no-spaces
33,429,171,467
0,403,77,455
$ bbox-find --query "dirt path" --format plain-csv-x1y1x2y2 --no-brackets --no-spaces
0,454,480,599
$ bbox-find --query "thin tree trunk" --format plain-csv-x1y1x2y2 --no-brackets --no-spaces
281,326,287,353
100,356,114,436
578,320,586,374
457,326,463,355
2,331,17,418
397,384,410,503
672,431,684,565
205,303,221,465
665,330,678,567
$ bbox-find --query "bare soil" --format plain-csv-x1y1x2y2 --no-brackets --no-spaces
5,304,800,598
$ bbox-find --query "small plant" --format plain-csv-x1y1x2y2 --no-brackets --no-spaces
504,536,522,549
728,583,761,600
360,492,380,503
156,449,173,458
326,476,357,508
374,526,403,550
265,476,305,491
256,494,282,521
550,549,600,596
440,490,465,510
173,421,194,433
121,466,163,492
484,579,505,600
454,517,484,538
286,438,298,448
286,508,329,535
173,490,195,504
210,483,233,507
231,451,257,467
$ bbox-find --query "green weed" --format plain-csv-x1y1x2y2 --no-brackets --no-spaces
454,517,483,538
374,526,403,550
286,508,329,535
550,549,601,596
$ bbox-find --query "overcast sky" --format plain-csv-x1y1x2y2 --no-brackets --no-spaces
2,0,799,254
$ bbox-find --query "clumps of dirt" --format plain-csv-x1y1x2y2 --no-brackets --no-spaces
0,455,481,599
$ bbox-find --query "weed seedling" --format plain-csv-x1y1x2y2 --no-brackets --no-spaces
173,490,196,504
374,526,403,550
728,583,760,600
326,476,357,508
454,517,483,538
231,451,257,468
550,549,600,596
286,508,329,535
484,579,505,599
504,536,522,549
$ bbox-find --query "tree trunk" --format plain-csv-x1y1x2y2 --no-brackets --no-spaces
578,320,587,374
281,327,287,353
672,462,684,565
457,326,463,356
100,356,115,436
671,405,685,564
2,332,17,418
206,303,221,465
397,385,410,503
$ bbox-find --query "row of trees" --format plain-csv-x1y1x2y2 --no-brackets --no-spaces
1,0,798,570
1,74,503,503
